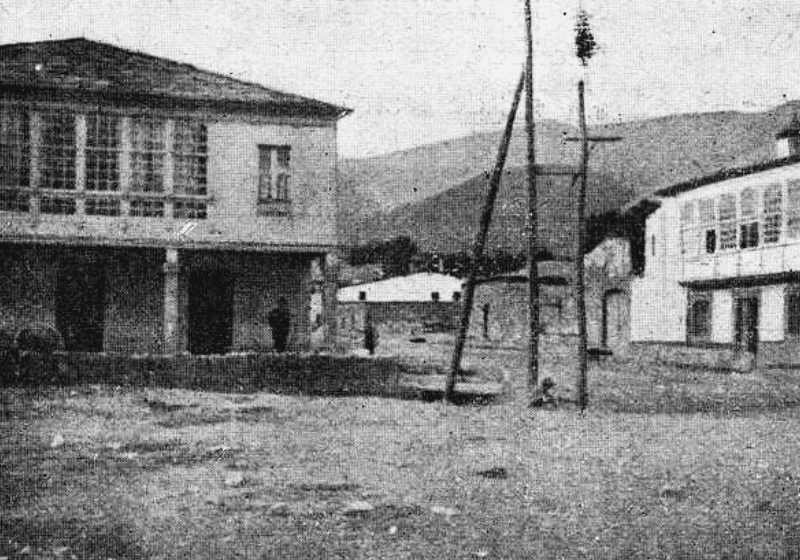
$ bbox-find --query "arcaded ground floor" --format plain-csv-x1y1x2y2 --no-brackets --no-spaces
0,243,331,355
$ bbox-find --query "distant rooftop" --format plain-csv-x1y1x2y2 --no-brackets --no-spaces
478,261,575,285
338,273,463,303
0,37,350,118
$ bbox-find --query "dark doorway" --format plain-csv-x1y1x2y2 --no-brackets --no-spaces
188,269,234,355
56,255,106,352
735,296,759,354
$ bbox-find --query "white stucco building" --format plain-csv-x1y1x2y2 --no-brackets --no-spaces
337,273,463,337
631,124,800,366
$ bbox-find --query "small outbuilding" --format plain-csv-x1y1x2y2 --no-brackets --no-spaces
337,273,463,337
470,240,633,353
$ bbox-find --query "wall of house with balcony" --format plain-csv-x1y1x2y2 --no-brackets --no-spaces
674,163,800,283
0,98,339,251
631,161,800,347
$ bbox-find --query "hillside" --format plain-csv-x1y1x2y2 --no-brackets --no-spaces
341,101,800,252
357,165,632,258
338,119,575,211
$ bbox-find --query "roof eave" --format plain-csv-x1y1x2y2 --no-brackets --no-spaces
653,156,800,198
0,82,352,120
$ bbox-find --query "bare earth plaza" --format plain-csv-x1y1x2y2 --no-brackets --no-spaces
3,3,800,559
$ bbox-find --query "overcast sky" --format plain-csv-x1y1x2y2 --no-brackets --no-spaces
2,0,800,157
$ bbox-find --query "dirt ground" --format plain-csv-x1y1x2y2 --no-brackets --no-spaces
3,336,800,559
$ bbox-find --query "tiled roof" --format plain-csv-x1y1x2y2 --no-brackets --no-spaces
652,156,800,198
0,38,350,118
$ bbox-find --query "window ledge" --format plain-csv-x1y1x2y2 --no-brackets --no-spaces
257,200,292,217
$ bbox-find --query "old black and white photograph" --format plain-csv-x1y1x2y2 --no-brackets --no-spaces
2,1,800,558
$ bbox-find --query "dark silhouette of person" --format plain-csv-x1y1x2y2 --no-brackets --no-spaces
268,297,291,352
363,305,377,355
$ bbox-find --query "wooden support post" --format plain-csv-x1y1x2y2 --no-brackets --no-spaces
444,70,526,403
524,0,540,393
320,254,339,352
163,247,181,355
577,80,589,411
75,115,86,216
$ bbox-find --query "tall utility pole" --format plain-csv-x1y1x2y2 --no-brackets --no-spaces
566,112,622,411
576,79,589,411
575,10,595,410
571,8,621,410
445,71,526,403
524,0,539,393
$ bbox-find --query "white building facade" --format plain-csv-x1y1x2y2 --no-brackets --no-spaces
631,131,800,366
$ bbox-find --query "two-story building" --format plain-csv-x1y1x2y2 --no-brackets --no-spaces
0,38,349,355
631,123,800,367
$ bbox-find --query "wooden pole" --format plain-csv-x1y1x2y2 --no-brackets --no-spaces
524,0,540,392
445,70,526,403
577,79,589,411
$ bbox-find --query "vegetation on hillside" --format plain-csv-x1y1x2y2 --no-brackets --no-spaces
347,235,554,279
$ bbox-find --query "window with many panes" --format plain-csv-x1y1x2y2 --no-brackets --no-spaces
129,198,164,218
699,198,716,254
763,183,782,244
0,106,219,219
0,105,29,188
719,193,738,250
739,187,759,249
173,199,207,219
258,145,291,202
788,180,800,240
40,111,76,191
85,197,120,216
0,189,28,212
130,117,166,193
173,120,207,196
40,195,75,215
85,113,120,192
0,104,29,212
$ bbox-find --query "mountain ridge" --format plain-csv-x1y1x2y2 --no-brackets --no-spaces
340,100,800,254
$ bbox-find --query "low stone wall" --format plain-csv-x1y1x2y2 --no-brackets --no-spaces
754,340,800,368
338,302,459,337
2,352,444,398
629,340,800,370
628,343,738,370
